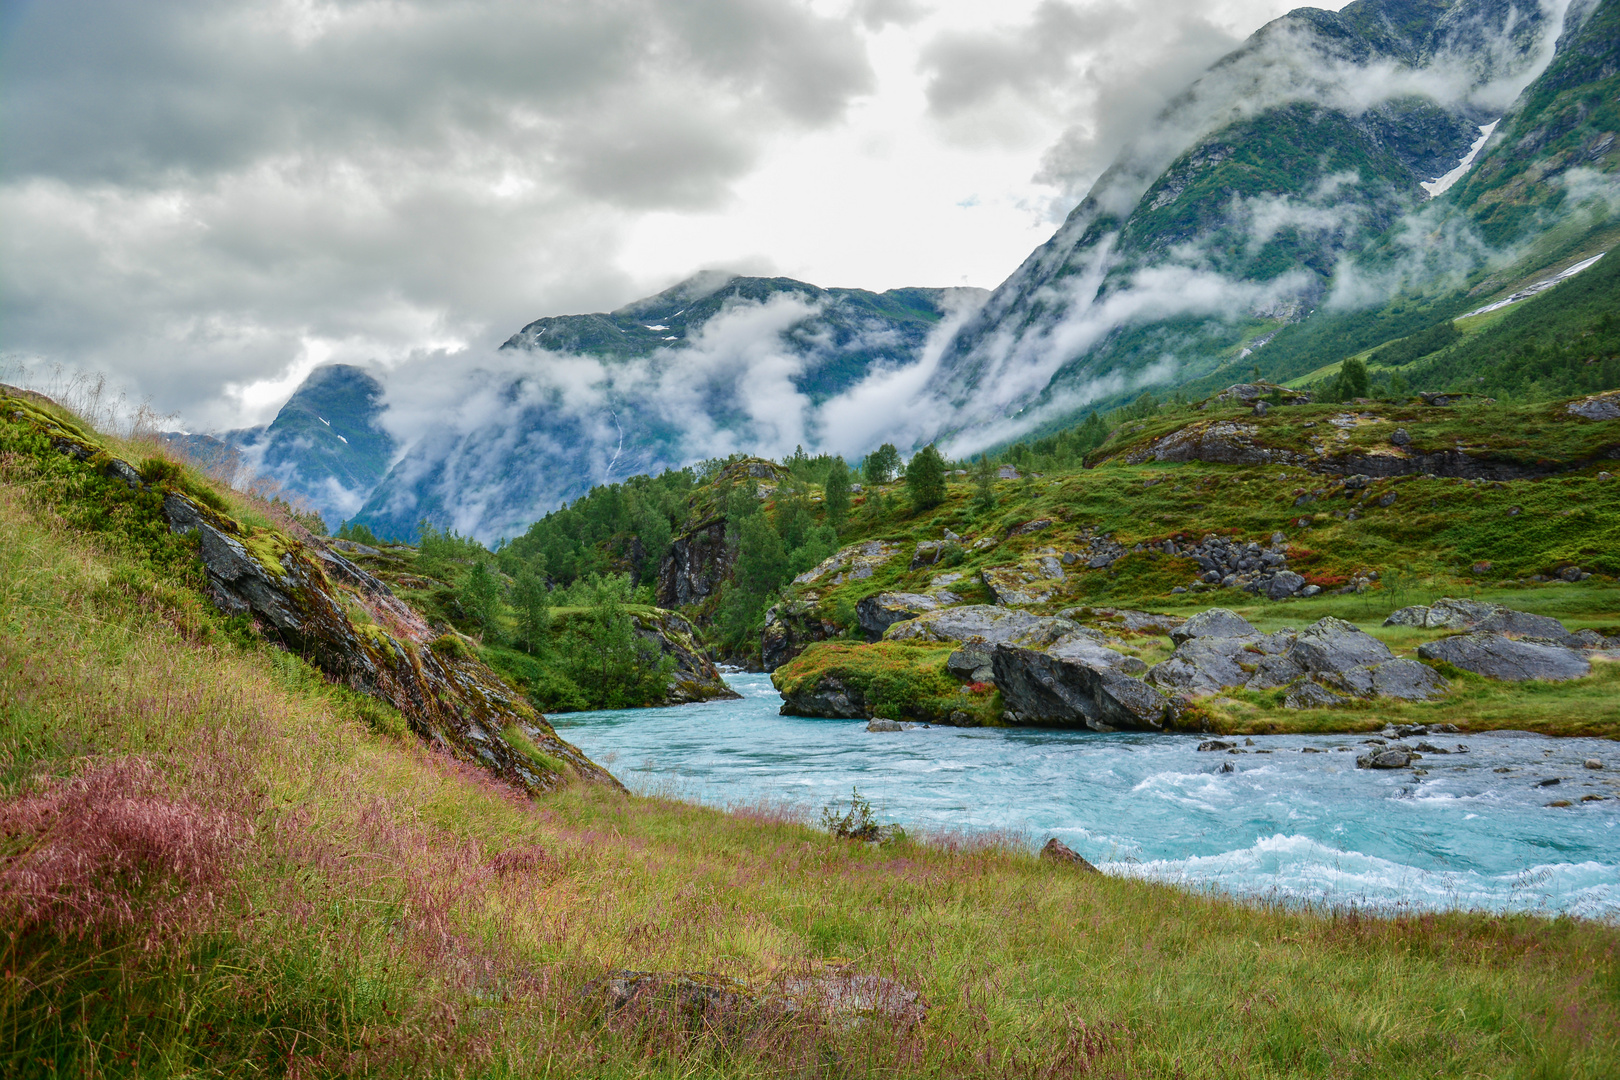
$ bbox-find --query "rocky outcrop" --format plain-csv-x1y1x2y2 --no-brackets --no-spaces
980,564,1061,605
634,610,740,703
993,633,1170,731
1210,382,1313,407
657,519,732,608
1148,612,1448,704
792,540,900,586
1417,632,1592,682
8,389,618,796
761,596,841,671
1567,389,1620,420
778,674,868,719
1039,838,1102,873
856,592,944,640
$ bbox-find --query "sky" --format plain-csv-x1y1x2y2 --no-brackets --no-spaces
0,0,1334,431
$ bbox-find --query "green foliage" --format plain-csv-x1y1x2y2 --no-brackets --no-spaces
416,520,488,581
904,443,948,512
510,566,553,654
555,573,673,709
970,457,998,517
335,520,381,545
428,634,472,660
500,467,695,589
1331,356,1370,402
823,457,851,531
1368,320,1460,369
458,561,504,642
862,443,900,485
820,786,896,843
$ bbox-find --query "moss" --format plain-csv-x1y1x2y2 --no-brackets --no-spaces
502,724,572,778
774,641,994,723
430,634,473,660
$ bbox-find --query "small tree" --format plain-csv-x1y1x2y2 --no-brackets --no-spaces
560,573,673,708
510,565,552,654
1334,357,1369,401
904,443,947,512
863,443,901,485
970,457,997,516
460,561,504,643
823,457,851,531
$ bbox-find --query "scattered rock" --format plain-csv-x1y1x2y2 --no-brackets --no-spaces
1537,777,1562,787
584,969,927,1033
1197,739,1235,751
792,540,899,587
1357,749,1413,769
867,718,905,732
1418,632,1591,682
1039,838,1101,873
1390,428,1411,446
1283,681,1348,709
1585,759,1603,770
1171,607,1258,645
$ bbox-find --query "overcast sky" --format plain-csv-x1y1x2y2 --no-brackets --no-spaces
1,0,1328,430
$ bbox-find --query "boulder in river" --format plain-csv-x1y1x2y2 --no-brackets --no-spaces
1357,748,1414,769
993,633,1173,731
1417,632,1591,682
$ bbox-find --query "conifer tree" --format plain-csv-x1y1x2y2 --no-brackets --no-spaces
904,443,947,512
823,457,851,531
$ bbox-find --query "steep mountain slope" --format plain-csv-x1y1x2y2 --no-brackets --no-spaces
348,276,980,541
929,0,1592,447
222,364,397,527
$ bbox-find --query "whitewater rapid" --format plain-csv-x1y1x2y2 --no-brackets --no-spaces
553,673,1619,919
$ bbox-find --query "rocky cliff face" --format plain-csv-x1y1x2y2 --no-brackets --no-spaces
5,386,617,796
635,610,741,703
657,520,732,609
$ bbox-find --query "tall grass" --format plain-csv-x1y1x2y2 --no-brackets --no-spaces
2,444,1618,1076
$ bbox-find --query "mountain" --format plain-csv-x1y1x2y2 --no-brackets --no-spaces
212,364,397,527
249,0,1616,542
927,0,1599,446
346,276,982,541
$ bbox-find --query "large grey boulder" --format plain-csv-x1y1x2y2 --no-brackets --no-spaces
778,674,868,718
856,592,941,640
993,633,1173,731
1145,636,1256,695
1170,608,1257,645
1265,571,1307,600
1418,632,1591,682
1290,616,1395,671
1384,598,1569,640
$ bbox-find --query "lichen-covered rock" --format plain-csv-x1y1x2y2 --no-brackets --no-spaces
761,597,842,671
792,540,900,586
856,592,943,640
1384,598,1568,640
980,565,1057,605
634,610,740,703
884,605,1080,652
158,489,617,793
778,674,868,719
657,519,732,608
1283,681,1349,709
993,634,1173,731
1566,390,1620,420
1418,632,1592,682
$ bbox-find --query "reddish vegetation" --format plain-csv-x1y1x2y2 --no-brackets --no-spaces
0,758,242,943
1304,572,1349,588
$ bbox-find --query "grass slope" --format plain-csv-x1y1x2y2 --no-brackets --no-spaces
3,442,1620,1077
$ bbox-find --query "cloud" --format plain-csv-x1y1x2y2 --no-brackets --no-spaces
0,0,874,428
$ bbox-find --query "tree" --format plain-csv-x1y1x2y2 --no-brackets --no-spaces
1388,370,1410,400
970,457,997,516
823,457,851,531
1334,356,1369,401
864,443,900,485
510,565,552,654
559,573,672,708
629,496,672,586
459,560,504,642
904,443,947,512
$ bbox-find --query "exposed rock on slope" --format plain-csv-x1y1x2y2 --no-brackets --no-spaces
6,387,617,795
761,596,841,672
993,634,1170,732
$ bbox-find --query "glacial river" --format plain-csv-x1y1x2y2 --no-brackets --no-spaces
552,673,1620,919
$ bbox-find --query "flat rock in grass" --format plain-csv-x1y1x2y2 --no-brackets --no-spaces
993,636,1173,731
1566,390,1620,420
585,969,927,1032
1039,837,1102,873
1283,681,1350,709
1418,632,1591,682
1068,607,1187,635
855,592,942,640
1170,607,1258,645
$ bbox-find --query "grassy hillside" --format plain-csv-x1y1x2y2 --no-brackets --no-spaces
4,403,1620,1077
